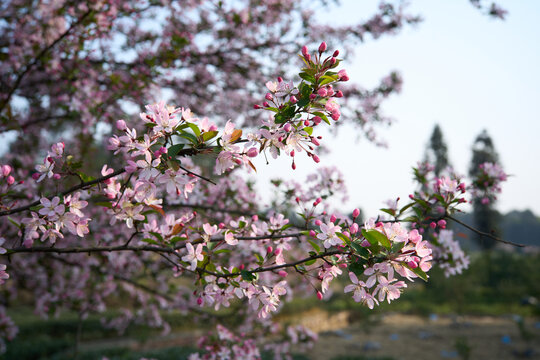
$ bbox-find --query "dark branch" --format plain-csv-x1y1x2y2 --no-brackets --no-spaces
447,214,525,248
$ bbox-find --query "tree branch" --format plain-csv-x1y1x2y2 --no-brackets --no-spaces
0,10,94,113
446,214,525,248
0,168,126,217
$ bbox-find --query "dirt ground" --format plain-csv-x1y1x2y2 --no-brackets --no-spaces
290,310,540,360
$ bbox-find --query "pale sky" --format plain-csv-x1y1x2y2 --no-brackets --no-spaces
252,0,540,217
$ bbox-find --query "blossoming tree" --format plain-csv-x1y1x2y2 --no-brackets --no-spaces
0,0,514,358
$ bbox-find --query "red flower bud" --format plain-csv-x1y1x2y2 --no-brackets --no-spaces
353,208,360,218
317,291,323,300
333,50,339,57
318,42,327,53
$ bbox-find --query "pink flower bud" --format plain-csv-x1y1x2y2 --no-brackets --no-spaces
277,76,283,82
301,45,309,57
290,150,295,157
32,173,40,180
335,90,343,98
263,101,269,107
352,208,360,218
318,42,327,53
290,95,297,103
407,260,418,269
316,291,323,300
330,214,337,223
2,165,11,177
274,248,282,256
116,119,127,131
218,222,225,229
292,162,296,170
309,230,316,237
429,222,437,229
338,69,349,81
312,138,320,146
53,174,61,180
437,220,447,229
331,110,340,121
284,123,292,132
329,57,336,66
350,223,359,234
6,176,15,185
315,219,322,226
333,50,339,57
309,94,317,100
316,197,322,204
239,264,245,271
459,183,466,192
253,104,262,109
278,270,288,277
317,88,328,97
267,246,273,254
265,93,273,101
197,297,203,305
312,154,320,163
312,116,322,125
246,147,258,157
306,53,311,62
481,197,490,205
343,231,350,238
252,214,259,221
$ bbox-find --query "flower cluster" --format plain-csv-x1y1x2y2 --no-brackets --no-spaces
470,162,507,205
341,219,433,308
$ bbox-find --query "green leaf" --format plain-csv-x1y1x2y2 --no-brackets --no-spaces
319,74,339,86
336,232,350,245
380,208,396,217
297,98,310,108
214,249,231,255
307,239,320,253
348,259,366,276
362,229,391,250
412,267,429,282
303,126,313,135
254,253,264,264
299,72,315,83
312,111,330,125
141,238,159,245
187,123,201,137
281,223,293,231
202,130,218,142
168,144,184,158
179,132,199,145
304,259,317,266
241,270,255,281
7,216,21,229
95,202,113,208
350,242,370,259
149,231,164,242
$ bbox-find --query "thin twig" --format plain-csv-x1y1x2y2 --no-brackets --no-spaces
0,168,126,217
446,214,525,248
0,10,94,113
178,164,216,185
